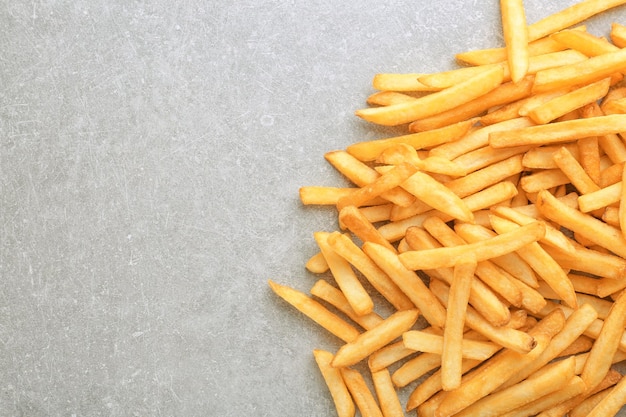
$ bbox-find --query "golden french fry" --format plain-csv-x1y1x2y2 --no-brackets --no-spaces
370,368,404,417
441,254,477,390
490,114,626,148
430,117,533,161
528,77,611,124
346,118,474,162
455,28,578,66
355,65,504,126
611,22,626,48
363,242,447,328
299,186,388,206
452,144,532,175
434,309,565,417
398,220,545,270
401,171,474,223
391,351,442,388
533,47,626,93
570,388,613,417
402,330,499,361
491,205,576,252
617,164,626,239
520,168,570,194
315,231,374,316
336,163,417,211
553,145,602,194
313,350,356,417
339,367,383,417
453,356,576,417
327,232,415,311
500,0,529,83
305,251,329,273
268,280,360,343
445,155,525,198
522,142,579,169
527,0,626,41
537,189,626,258
578,181,621,212
501,376,587,417
408,76,534,132
501,303,598,389
311,279,384,331
366,90,417,106
338,206,395,252
372,73,440,92
550,29,620,57
430,278,537,353
489,215,577,308
368,341,415,373
581,289,626,391
331,309,419,368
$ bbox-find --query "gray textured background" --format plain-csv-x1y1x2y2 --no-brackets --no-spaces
1,0,626,416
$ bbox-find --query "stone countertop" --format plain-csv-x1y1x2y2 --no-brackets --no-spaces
1,1,625,415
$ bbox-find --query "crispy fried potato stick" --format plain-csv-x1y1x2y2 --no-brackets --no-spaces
527,0,626,41
501,0,529,83
355,66,504,126
313,350,356,417
268,280,360,343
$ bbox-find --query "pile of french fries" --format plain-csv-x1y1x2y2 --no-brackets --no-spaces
269,0,626,415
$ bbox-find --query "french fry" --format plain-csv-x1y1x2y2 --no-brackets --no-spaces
376,143,467,177
452,144,531,175
310,280,384,331
391,351,441,388
372,73,439,92
370,368,405,417
501,376,587,417
398,220,545,270
331,309,419,368
355,66,504,126
367,341,414,373
422,216,523,307
430,117,533,161
366,90,417,106
340,367,383,417
489,215,577,308
533,47,626,93
537,189,626,258
362,242,447,328
408,76,534,132
577,181,621,212
587,373,626,417
313,350,356,417
338,206,395,252
617,164,626,239
346,118,474,162
430,279,537,353
268,280,360,343
452,356,577,417
327,232,415,311
522,142,579,169
528,77,611,124
550,29,620,57
553,144,603,194
400,171,474,223
434,309,565,417
520,168,570,194
581,289,626,391
403,330,500,361
500,0,529,83
314,231,374,316
527,0,626,42
441,254,477,390
611,22,626,48
490,114,626,148
305,251,329,273
455,27,580,66
500,303,598,389
569,388,613,417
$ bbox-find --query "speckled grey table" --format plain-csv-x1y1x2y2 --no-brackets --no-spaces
2,1,626,416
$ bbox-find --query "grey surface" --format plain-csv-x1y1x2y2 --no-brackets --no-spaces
1,0,626,416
